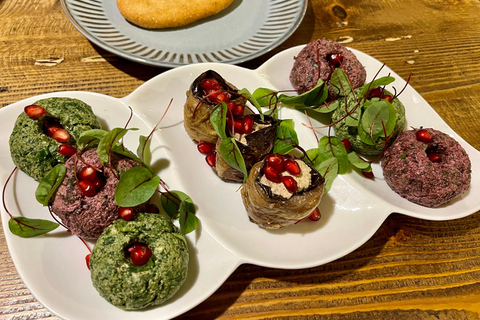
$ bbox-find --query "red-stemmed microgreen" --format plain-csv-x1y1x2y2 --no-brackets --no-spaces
3,167,59,238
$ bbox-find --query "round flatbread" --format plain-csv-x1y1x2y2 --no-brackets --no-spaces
117,0,234,29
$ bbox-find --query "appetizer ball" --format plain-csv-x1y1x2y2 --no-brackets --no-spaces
241,154,325,229
382,128,471,207
90,213,189,310
50,148,147,240
9,97,101,181
184,70,246,144
331,89,406,156
290,38,366,97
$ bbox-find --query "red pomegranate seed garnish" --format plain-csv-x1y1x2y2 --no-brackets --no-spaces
368,87,383,99
91,176,106,191
327,53,344,68
232,119,244,134
308,207,321,221
362,170,374,179
78,180,97,197
263,165,282,183
285,159,301,176
265,154,285,171
416,129,433,143
78,166,97,181
58,144,76,156
281,176,298,193
128,243,152,266
205,151,216,167
146,204,160,214
200,78,219,90
242,115,254,135
227,102,245,118
85,253,91,270
51,128,70,143
24,105,46,119
197,140,215,154
341,139,351,151
119,207,134,221
427,152,442,163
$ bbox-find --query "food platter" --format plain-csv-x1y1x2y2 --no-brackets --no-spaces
1,46,480,320
60,0,307,67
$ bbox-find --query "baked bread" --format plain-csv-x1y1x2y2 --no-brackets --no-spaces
117,0,235,29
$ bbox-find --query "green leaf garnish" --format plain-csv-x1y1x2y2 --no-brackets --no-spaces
358,76,395,99
330,68,353,97
161,191,198,235
314,157,339,193
9,217,59,238
317,136,349,174
219,138,248,181
77,129,108,149
136,135,151,164
279,78,328,107
252,88,278,108
347,152,371,170
273,119,299,155
115,166,160,207
97,127,138,163
35,164,66,206
210,102,228,140
238,88,264,121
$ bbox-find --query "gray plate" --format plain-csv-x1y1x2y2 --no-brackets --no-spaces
60,0,307,68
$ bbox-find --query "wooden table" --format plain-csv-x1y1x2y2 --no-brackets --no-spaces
1,0,480,319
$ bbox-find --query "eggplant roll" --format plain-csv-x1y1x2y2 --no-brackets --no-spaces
184,70,246,143
214,115,278,182
241,159,325,229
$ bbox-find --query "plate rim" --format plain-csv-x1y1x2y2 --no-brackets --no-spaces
59,0,308,68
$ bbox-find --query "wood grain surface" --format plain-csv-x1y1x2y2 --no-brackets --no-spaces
1,0,480,319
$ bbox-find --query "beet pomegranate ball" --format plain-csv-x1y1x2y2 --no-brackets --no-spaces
290,38,366,97
381,128,471,207
50,148,149,240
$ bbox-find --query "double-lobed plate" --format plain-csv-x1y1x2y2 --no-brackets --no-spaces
60,0,307,67
1,46,480,320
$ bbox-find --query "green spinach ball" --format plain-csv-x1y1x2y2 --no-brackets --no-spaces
90,213,189,310
9,97,101,181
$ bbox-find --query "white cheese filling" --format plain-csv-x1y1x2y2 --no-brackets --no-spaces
259,160,312,199
234,123,270,145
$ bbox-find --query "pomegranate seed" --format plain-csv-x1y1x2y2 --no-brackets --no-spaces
85,253,91,270
58,144,76,156
200,78,219,90
265,154,285,171
341,139,351,151
285,159,301,175
197,140,215,154
119,207,134,221
24,105,46,119
51,128,70,142
46,123,62,135
205,151,216,167
362,170,374,179
308,208,321,221
327,53,343,68
263,165,282,183
91,176,106,191
281,176,298,193
78,166,97,181
128,243,152,266
232,119,244,134
227,102,245,118
368,87,384,99
427,152,442,163
416,129,433,143
216,92,228,102
242,115,255,135
146,204,160,214
78,180,97,197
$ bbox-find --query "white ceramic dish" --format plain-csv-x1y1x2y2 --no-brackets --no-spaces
60,0,307,67
1,46,479,320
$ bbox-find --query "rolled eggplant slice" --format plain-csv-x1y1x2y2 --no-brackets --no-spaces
183,70,246,143
214,114,278,182
241,159,325,229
